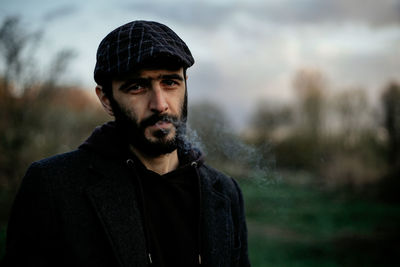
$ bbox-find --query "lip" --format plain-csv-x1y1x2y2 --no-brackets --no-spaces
149,121,172,130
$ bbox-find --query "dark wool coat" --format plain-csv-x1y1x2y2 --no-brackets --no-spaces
3,123,250,267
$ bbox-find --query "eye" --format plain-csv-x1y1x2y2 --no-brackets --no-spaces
126,84,146,93
162,79,179,87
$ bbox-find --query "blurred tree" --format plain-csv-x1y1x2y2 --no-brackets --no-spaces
45,49,76,88
267,69,328,173
243,69,328,173
0,16,108,232
249,102,293,143
381,82,400,170
373,82,400,203
334,89,370,147
245,68,395,187
320,88,385,187
0,16,106,192
0,16,45,191
293,69,326,139
0,16,42,95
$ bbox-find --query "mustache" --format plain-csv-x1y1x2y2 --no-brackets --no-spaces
140,113,180,128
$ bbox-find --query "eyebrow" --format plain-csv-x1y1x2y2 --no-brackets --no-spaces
159,74,184,81
118,74,184,92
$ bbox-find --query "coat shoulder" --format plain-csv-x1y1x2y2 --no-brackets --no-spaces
34,149,90,170
23,149,94,190
199,164,242,200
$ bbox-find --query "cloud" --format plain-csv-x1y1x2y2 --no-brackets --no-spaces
250,0,400,26
121,1,234,28
330,0,400,27
121,0,400,28
42,5,78,23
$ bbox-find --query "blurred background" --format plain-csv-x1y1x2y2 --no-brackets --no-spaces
1,0,400,265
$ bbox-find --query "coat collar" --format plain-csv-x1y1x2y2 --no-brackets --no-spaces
197,166,232,266
86,157,147,267
84,150,231,267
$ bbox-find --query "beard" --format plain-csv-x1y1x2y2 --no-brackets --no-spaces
110,97,187,157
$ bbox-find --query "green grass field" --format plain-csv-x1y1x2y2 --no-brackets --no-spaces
241,178,400,266
1,177,399,266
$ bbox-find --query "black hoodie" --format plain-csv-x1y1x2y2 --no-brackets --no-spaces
80,121,204,266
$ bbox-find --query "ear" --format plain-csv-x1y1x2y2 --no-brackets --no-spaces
95,85,114,117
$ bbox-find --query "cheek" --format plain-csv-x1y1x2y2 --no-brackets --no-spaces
115,96,142,120
172,91,186,115
116,99,141,123
130,103,146,122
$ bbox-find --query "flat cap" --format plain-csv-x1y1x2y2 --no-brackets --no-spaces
94,20,194,84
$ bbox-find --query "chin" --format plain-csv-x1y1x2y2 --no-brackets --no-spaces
131,123,184,156
147,128,176,142
142,138,178,156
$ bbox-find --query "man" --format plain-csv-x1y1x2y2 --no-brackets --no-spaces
3,20,250,267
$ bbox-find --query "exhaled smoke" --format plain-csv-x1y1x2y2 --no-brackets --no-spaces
181,124,205,154
185,114,278,185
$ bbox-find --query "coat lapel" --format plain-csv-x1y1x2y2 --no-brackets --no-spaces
200,168,232,267
86,159,147,267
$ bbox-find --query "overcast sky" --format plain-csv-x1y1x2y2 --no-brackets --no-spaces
1,0,400,129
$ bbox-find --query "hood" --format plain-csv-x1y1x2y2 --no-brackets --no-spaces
79,121,204,166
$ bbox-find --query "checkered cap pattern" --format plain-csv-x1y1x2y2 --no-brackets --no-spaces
94,20,194,84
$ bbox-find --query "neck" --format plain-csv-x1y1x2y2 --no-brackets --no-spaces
130,146,179,175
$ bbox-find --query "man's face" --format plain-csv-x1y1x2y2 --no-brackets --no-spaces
110,68,187,156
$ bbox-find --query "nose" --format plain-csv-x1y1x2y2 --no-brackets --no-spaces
149,85,168,113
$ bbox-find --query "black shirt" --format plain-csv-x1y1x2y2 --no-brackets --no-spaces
134,160,200,267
